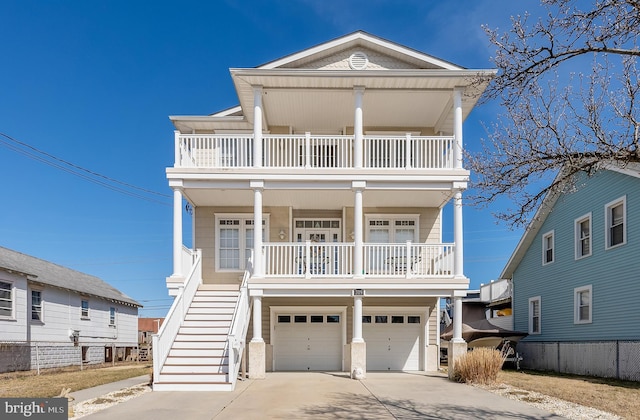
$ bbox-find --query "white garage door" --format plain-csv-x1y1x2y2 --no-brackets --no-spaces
364,314,421,371
274,314,342,371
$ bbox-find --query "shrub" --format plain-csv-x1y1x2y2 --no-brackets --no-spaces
452,347,505,385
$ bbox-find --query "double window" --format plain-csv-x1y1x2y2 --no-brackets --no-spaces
528,296,541,334
366,216,418,243
216,215,268,271
574,285,592,324
574,213,592,259
542,231,554,265
605,196,626,249
0,280,12,318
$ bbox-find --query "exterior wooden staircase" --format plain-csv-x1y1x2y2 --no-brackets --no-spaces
153,285,239,391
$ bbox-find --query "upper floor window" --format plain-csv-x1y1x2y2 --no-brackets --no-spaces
109,307,116,326
542,231,554,265
529,296,541,334
605,196,626,249
216,215,268,271
574,285,592,324
575,213,592,259
81,300,90,319
0,280,12,318
31,290,43,321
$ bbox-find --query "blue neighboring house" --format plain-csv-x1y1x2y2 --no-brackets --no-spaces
500,163,640,381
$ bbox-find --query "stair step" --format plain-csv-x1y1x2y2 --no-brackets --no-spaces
179,326,230,335
169,348,227,357
198,284,240,292
172,339,227,348
174,333,228,342
190,300,237,308
162,363,229,373
182,319,232,327
185,312,233,320
155,372,229,383
153,382,234,392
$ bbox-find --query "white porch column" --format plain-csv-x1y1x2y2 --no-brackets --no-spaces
251,181,264,277
172,188,183,278
253,85,263,168
453,87,464,169
452,295,464,343
352,294,364,343
352,181,365,278
249,292,266,379
453,191,464,278
354,86,364,169
251,295,263,342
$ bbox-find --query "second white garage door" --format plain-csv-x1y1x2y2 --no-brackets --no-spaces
363,314,422,371
274,314,342,371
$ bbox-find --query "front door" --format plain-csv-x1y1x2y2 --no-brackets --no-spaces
294,219,341,275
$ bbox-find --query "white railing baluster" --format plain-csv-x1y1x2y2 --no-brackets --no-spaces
175,134,455,170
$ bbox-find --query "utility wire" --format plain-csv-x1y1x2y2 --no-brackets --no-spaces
0,132,171,206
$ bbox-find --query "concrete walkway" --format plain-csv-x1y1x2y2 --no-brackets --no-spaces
70,374,150,404
80,372,563,419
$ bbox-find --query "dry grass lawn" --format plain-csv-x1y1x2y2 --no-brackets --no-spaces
0,363,151,398
498,370,640,419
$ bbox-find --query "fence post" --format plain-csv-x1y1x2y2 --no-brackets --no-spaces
35,343,40,375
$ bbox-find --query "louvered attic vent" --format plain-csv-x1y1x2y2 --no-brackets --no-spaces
349,51,369,70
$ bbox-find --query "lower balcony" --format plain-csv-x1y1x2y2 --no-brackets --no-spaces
262,242,454,280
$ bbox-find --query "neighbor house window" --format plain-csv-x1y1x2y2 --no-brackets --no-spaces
575,213,592,259
31,290,42,321
574,285,592,324
216,215,268,271
109,307,116,326
542,231,554,265
0,280,12,318
529,296,541,334
81,300,90,319
605,196,626,248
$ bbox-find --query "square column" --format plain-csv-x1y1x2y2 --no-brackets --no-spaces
350,293,366,379
447,295,467,379
249,293,265,379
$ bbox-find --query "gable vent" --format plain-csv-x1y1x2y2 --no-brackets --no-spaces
349,51,369,70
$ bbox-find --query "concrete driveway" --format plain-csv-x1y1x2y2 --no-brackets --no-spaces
82,372,562,419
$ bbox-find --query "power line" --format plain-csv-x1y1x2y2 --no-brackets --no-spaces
0,131,171,206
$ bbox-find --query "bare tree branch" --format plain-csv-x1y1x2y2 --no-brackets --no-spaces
469,0,640,227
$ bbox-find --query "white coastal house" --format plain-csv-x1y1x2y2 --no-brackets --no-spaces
153,31,495,391
0,246,141,372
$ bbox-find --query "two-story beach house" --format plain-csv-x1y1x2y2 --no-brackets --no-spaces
501,164,640,381
153,31,495,391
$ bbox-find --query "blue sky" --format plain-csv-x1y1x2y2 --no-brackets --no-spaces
0,0,538,317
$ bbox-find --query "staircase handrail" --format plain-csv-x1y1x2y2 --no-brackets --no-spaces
227,258,252,386
152,249,202,382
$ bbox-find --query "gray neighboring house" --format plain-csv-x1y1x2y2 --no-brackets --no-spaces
0,246,141,372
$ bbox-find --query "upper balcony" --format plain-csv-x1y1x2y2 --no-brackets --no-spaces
174,133,454,171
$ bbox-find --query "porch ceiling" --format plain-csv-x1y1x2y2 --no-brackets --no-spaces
230,69,495,134
180,188,455,209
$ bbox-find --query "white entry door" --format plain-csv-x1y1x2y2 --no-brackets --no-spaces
363,313,422,371
274,313,342,371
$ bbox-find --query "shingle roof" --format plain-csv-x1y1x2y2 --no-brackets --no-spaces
0,246,141,307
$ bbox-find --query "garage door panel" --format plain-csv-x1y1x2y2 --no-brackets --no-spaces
274,314,342,371
364,314,421,371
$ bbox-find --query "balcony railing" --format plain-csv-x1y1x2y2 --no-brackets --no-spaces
263,241,454,279
175,134,455,170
